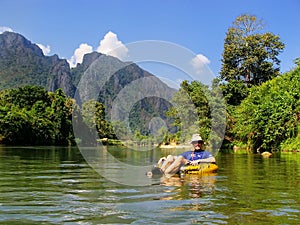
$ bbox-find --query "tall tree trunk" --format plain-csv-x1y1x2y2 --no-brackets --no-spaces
246,67,251,87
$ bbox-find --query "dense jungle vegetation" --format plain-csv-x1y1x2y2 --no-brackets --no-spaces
0,86,75,145
0,14,299,152
1,62,298,150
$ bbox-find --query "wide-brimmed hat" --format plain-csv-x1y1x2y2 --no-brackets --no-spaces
189,134,204,144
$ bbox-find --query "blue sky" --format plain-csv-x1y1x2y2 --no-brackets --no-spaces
0,0,299,85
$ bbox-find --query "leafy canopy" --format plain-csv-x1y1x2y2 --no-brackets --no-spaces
220,14,285,105
233,63,300,152
0,86,75,145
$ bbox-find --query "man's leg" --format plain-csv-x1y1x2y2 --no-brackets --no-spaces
148,155,175,177
160,155,176,172
164,155,188,177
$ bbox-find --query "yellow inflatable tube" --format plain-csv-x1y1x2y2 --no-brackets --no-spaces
180,163,218,175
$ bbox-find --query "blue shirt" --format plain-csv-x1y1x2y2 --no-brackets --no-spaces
180,150,213,161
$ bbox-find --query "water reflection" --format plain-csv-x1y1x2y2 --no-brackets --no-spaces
0,146,299,224
160,174,216,200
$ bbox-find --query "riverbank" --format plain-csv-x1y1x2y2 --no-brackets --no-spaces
159,144,191,149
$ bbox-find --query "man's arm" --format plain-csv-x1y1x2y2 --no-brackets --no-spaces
190,156,216,165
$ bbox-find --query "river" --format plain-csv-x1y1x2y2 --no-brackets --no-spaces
0,146,299,224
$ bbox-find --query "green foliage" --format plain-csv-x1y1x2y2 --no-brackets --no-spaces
219,80,250,106
0,86,75,145
221,14,285,85
5,85,51,109
166,81,207,143
166,80,226,147
280,124,300,151
220,14,285,105
48,89,75,145
233,64,300,152
81,99,115,139
111,121,129,140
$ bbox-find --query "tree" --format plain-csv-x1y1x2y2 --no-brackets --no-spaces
3,85,51,109
0,86,75,145
233,62,300,152
49,88,75,145
81,99,113,139
166,80,226,147
165,81,203,143
220,14,285,105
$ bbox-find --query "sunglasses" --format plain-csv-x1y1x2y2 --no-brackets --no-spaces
192,141,204,144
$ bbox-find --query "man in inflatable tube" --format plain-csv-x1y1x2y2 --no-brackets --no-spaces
149,134,216,178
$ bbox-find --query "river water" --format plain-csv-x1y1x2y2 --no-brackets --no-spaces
0,146,299,224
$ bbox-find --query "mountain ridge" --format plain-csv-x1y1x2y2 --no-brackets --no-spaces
0,31,75,96
0,31,176,135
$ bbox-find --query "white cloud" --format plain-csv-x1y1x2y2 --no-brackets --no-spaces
37,43,51,55
191,54,210,74
68,31,127,68
96,31,128,60
68,43,93,68
0,26,13,34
